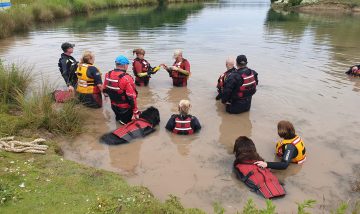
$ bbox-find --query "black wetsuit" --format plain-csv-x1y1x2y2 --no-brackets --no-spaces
221,68,258,114
58,53,77,87
165,114,202,134
267,144,297,170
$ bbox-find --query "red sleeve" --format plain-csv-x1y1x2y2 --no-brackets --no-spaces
122,76,138,113
183,60,190,73
133,61,144,74
103,72,109,90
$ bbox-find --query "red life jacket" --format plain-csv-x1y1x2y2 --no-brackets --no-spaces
113,118,153,142
217,68,234,90
53,90,73,103
172,115,194,135
235,162,285,199
171,59,189,87
237,68,257,98
132,58,150,86
103,69,130,108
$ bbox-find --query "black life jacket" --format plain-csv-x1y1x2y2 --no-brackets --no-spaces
172,115,194,135
103,70,129,104
234,162,285,199
112,119,154,143
236,68,257,98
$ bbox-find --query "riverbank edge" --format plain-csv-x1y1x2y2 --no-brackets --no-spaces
0,0,208,39
271,1,360,14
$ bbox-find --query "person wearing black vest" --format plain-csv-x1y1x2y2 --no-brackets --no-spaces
221,55,258,114
58,42,78,91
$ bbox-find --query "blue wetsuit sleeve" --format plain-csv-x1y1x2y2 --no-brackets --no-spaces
165,115,176,131
190,116,201,132
266,144,296,170
87,66,102,85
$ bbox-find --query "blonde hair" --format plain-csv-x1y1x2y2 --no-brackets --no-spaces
80,51,94,64
178,99,191,115
277,120,296,139
173,49,183,58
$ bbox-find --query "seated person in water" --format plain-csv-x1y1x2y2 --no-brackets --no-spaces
346,65,360,76
255,120,306,170
100,106,160,145
165,100,201,135
233,136,285,199
216,57,236,100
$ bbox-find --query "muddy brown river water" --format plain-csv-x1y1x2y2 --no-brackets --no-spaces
1,1,360,213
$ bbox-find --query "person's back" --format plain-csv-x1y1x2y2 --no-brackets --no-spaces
165,100,201,135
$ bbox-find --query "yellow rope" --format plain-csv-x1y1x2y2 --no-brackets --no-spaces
0,136,48,154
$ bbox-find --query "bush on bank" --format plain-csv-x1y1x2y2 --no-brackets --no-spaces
0,0,206,39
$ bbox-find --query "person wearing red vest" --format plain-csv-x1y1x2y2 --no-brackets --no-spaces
161,49,191,87
222,55,258,114
103,55,139,125
132,48,152,86
216,57,236,100
165,99,201,135
346,64,360,76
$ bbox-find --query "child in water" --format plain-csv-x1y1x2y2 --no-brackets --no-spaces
255,120,306,170
165,100,201,135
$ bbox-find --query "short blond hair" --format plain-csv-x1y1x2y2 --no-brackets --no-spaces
80,51,94,64
178,99,191,115
173,49,183,58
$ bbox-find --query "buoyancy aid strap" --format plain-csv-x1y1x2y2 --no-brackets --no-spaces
291,136,301,145
135,123,145,137
296,156,306,164
241,171,254,183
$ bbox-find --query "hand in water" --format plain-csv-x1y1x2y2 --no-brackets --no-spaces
132,111,140,120
68,85,74,93
254,161,267,168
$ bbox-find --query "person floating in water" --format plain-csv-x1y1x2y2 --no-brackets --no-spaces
255,120,306,170
346,64,360,76
165,99,201,135
216,57,236,100
161,49,191,87
132,48,160,86
221,55,258,114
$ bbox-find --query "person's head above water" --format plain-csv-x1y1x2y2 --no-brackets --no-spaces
233,136,264,164
226,56,235,70
133,48,145,59
115,55,130,70
61,42,74,55
80,51,94,64
173,49,183,61
277,120,296,139
178,99,191,115
236,54,247,68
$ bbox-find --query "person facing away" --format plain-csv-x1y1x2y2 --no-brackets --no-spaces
221,54,258,114
255,120,306,170
216,57,236,100
346,64,360,76
132,48,152,86
103,55,140,125
161,49,191,87
165,99,201,135
75,51,103,108
58,42,78,92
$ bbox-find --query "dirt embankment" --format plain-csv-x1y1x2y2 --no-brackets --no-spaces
272,1,360,14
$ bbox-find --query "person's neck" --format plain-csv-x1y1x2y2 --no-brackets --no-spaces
64,52,71,56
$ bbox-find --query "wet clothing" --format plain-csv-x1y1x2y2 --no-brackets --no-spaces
222,67,258,114
76,63,102,108
168,59,190,87
346,64,360,76
267,136,306,170
58,53,77,87
133,58,151,86
103,69,138,124
216,67,236,100
165,114,201,135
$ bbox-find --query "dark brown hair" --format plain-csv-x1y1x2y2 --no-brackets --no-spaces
133,48,145,56
277,120,296,139
233,136,263,166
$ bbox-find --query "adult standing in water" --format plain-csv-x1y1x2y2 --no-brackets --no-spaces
161,49,191,87
132,48,152,86
221,55,258,114
76,51,103,108
216,57,236,100
103,55,140,124
58,42,77,92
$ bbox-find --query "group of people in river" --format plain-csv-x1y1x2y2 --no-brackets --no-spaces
58,41,312,198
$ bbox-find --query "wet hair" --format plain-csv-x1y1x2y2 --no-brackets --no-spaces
277,120,296,139
139,106,160,126
80,51,94,64
233,136,264,166
133,48,145,56
178,100,191,115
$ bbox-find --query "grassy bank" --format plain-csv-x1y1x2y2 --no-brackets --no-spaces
271,0,360,12
0,0,206,39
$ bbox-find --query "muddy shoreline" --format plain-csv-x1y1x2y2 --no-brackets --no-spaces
272,2,360,14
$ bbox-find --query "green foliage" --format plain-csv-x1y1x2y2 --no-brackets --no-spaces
213,202,226,214
288,0,303,6
331,202,348,214
0,60,32,105
297,199,317,214
241,199,277,214
0,182,21,205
